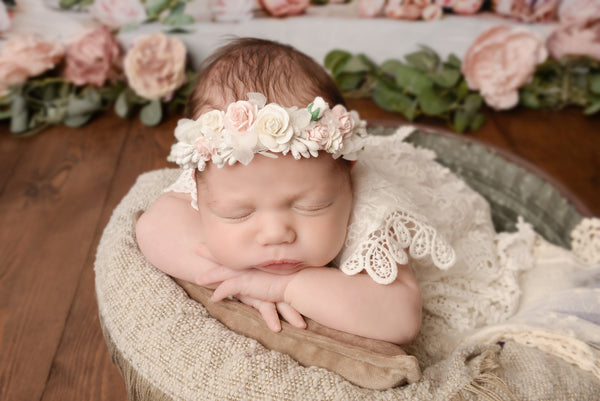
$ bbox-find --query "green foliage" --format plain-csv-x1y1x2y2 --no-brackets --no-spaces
325,48,600,133
519,56,600,116
325,47,485,133
0,69,195,136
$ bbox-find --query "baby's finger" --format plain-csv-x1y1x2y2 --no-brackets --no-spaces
257,301,281,332
276,302,306,329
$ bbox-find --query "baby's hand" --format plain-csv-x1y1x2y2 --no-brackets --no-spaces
212,270,306,332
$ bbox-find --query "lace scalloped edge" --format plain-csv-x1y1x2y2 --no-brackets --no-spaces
340,210,456,284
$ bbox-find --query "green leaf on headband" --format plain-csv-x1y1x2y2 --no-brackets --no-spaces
140,99,163,126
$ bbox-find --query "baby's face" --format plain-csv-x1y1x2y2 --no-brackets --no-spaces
196,154,353,274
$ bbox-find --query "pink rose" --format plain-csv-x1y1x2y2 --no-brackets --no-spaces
306,123,333,147
90,0,147,29
330,105,355,139
452,0,483,15
0,2,11,33
493,0,559,23
558,0,600,24
194,137,217,160
546,18,600,61
358,0,386,17
413,0,431,7
435,0,455,7
124,32,187,100
462,25,547,110
422,3,443,20
63,27,122,87
225,100,258,134
210,0,254,22
259,0,310,17
385,0,423,20
0,34,64,94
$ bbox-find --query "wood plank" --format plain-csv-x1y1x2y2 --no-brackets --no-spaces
0,133,27,194
0,114,131,401
40,115,177,401
490,107,600,216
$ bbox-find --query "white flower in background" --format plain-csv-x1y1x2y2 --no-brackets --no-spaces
0,2,11,33
210,0,254,22
90,0,147,29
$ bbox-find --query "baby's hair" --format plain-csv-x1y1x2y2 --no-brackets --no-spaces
187,38,345,118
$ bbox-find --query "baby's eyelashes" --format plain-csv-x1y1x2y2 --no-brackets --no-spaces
292,201,333,215
214,208,255,222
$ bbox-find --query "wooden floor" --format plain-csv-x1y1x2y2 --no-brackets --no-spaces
0,98,598,401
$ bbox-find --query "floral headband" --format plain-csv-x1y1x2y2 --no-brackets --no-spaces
167,92,367,171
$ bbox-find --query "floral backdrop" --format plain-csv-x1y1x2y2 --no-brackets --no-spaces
0,0,599,135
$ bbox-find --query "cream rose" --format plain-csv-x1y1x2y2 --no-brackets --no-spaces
462,26,547,110
90,0,147,29
174,118,204,145
358,0,386,17
199,110,225,136
260,0,310,17
124,32,187,100
255,104,294,151
63,26,122,87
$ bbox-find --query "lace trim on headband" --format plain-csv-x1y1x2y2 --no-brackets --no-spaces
340,210,456,284
164,168,199,211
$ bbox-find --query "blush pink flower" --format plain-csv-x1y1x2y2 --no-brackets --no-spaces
63,26,122,87
330,105,355,139
0,34,64,94
435,0,455,7
124,32,187,100
194,137,217,160
422,3,443,20
493,0,559,23
0,1,11,33
558,0,600,24
462,25,547,110
357,0,386,17
385,0,423,20
546,18,600,61
259,0,310,17
89,0,147,29
225,100,258,135
452,0,483,15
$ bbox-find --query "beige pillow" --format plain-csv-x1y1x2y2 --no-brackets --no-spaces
175,279,422,390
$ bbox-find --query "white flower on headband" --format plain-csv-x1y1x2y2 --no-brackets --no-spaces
167,93,367,171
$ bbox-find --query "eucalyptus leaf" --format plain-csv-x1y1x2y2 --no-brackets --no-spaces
469,113,485,131
445,53,462,69
68,89,101,116
164,13,194,26
140,99,163,126
335,72,364,92
519,90,540,109
405,49,439,72
381,62,433,95
583,98,600,115
115,90,132,118
64,113,93,127
339,54,374,74
146,0,171,18
10,95,28,134
59,0,81,9
418,87,452,116
463,93,483,115
372,81,417,120
590,74,600,94
453,109,469,133
429,69,461,88
324,50,352,77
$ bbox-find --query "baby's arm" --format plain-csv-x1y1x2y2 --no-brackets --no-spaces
212,265,422,344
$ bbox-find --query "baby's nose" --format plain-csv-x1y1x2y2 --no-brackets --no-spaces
256,214,296,246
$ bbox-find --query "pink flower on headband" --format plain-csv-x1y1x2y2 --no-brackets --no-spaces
225,100,258,135
330,105,355,140
195,137,217,161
